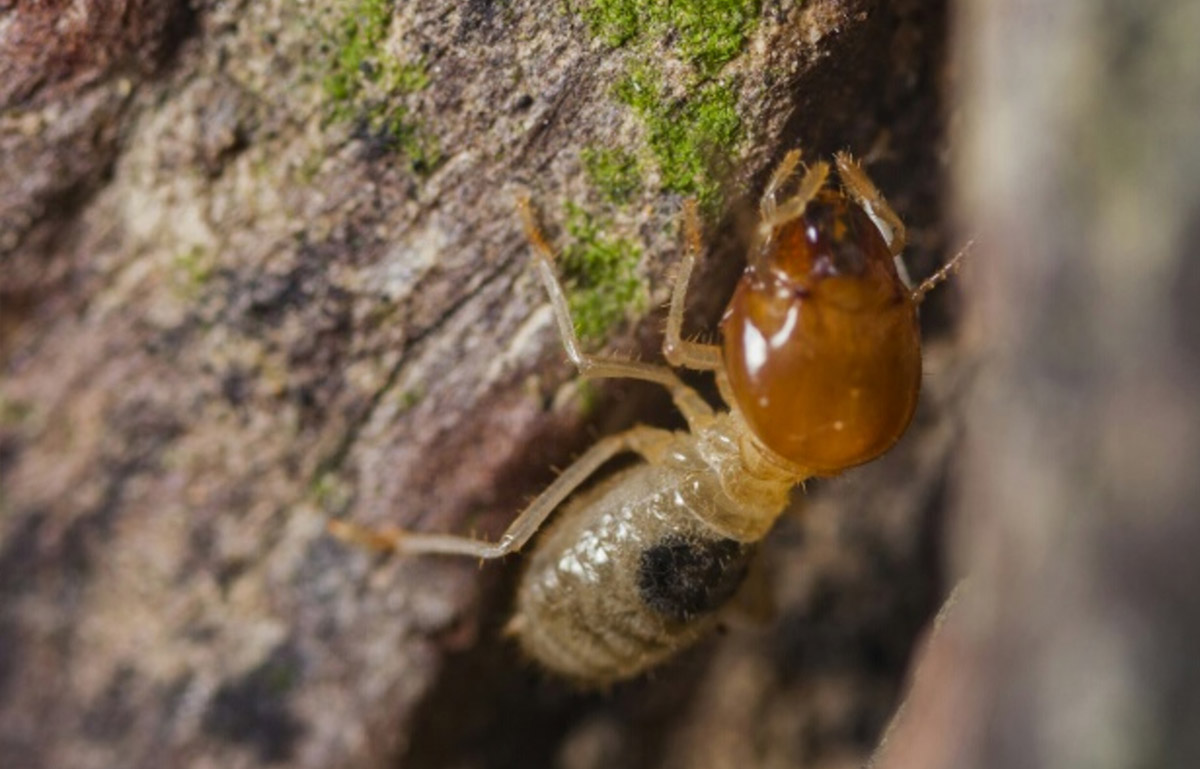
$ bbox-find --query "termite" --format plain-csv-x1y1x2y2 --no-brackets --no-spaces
330,149,963,685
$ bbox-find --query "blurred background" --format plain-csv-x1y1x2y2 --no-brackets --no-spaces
2,0,1198,767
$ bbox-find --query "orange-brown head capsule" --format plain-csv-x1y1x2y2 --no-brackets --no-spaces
721,188,921,474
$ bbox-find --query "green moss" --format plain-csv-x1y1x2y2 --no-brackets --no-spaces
0,393,34,428
581,0,645,47
310,472,353,513
578,0,755,210
670,0,760,74
560,203,644,343
615,69,741,210
581,146,641,203
294,149,325,184
321,0,441,173
322,0,393,117
172,245,215,298
611,63,659,113
399,388,423,410
582,0,759,73
382,59,430,93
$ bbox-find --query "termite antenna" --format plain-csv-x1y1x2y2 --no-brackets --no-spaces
516,193,556,261
911,238,973,304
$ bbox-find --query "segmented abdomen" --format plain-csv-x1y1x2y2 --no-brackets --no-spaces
509,463,752,685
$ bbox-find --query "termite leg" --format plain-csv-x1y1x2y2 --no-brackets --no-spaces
834,151,908,257
667,152,828,373
759,149,801,222
715,368,737,411
517,195,715,430
664,199,724,372
762,158,830,232
328,426,677,558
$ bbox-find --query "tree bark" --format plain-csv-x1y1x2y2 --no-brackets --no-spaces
1,1,964,767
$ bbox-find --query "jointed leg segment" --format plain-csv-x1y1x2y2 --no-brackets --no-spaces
760,148,833,227
760,149,801,221
330,199,701,561
761,153,830,232
517,195,715,428
834,151,907,257
663,199,723,372
328,426,677,558
833,151,967,302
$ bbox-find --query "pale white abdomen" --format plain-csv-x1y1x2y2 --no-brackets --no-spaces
509,462,754,685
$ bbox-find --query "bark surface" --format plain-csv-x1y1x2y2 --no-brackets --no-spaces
1,1,963,767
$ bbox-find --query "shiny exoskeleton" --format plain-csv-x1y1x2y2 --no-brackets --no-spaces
330,149,961,684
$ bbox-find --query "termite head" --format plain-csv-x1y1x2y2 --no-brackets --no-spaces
721,185,922,475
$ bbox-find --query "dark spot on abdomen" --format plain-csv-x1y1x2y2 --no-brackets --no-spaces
637,535,753,622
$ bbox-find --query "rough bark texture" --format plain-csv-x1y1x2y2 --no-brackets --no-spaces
2,1,963,768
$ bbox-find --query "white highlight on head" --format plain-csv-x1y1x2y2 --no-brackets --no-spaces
742,323,769,376
769,305,799,349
